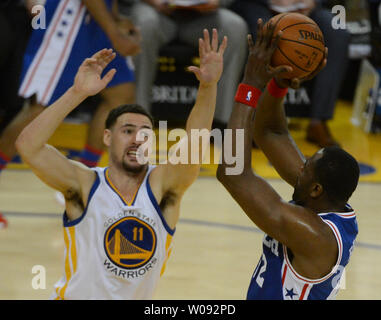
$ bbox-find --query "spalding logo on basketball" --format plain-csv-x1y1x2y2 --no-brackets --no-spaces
268,12,325,79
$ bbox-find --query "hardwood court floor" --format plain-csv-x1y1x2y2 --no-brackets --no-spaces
0,101,380,299
0,170,380,300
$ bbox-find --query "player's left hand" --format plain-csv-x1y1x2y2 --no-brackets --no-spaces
73,49,117,97
188,28,227,87
274,46,328,89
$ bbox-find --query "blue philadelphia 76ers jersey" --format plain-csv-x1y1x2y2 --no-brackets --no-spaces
247,204,358,300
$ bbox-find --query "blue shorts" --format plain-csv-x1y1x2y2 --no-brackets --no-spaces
19,0,135,106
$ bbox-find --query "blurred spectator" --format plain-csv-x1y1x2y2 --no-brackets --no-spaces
119,0,248,129
0,0,140,178
0,0,31,139
0,0,32,228
230,0,350,147
367,0,381,67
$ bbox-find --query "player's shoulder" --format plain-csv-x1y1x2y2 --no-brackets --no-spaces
318,204,358,242
69,159,98,181
68,160,100,200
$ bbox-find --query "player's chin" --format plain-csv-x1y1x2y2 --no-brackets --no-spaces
122,157,147,174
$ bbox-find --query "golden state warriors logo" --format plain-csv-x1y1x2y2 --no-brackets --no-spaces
104,217,157,269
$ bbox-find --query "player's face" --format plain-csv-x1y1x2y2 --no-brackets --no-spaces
106,113,154,173
292,151,323,205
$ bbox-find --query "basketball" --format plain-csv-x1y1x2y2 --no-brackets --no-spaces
267,12,325,79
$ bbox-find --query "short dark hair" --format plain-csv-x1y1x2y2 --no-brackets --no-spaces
314,146,360,203
105,104,154,129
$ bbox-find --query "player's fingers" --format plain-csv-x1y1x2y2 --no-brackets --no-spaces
255,18,264,47
187,66,201,79
211,28,218,52
83,58,97,66
272,65,293,77
290,78,301,89
203,29,211,52
198,38,205,59
92,48,109,61
263,21,274,49
102,68,117,85
247,34,255,52
270,30,282,53
218,36,228,55
104,51,117,65
97,51,115,69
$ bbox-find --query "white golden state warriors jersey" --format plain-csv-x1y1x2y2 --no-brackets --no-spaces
51,166,175,300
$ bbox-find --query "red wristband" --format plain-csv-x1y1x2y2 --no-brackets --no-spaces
234,83,262,108
267,78,288,98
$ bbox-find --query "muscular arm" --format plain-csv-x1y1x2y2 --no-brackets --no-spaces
217,25,336,278
217,91,336,279
253,44,328,187
16,87,96,218
253,88,305,187
16,49,117,219
149,29,227,227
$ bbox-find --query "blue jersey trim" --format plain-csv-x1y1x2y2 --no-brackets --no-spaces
63,171,100,227
146,173,176,236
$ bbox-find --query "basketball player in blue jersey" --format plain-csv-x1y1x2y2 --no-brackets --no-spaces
16,29,227,299
217,20,359,300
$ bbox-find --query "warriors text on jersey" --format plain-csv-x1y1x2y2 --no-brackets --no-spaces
247,204,358,300
51,166,175,300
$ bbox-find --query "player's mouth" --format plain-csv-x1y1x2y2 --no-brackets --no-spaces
126,149,137,159
125,147,142,163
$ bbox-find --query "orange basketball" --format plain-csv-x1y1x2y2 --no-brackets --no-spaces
267,12,325,79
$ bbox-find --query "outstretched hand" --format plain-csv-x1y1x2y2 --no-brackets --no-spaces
243,19,292,90
188,28,227,87
243,18,328,91
73,49,117,97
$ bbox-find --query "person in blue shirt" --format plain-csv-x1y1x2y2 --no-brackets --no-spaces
217,20,359,300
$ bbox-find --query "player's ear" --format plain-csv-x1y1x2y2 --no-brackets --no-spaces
310,182,323,199
103,128,112,147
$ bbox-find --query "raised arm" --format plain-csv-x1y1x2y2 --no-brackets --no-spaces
217,23,336,278
253,20,328,187
16,49,117,220
149,29,227,224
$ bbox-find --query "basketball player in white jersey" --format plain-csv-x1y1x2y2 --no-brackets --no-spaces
217,20,359,300
16,28,227,299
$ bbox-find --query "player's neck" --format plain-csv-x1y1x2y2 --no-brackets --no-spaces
107,165,148,197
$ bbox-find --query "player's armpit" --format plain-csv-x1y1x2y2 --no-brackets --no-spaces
19,143,96,208
150,151,200,202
